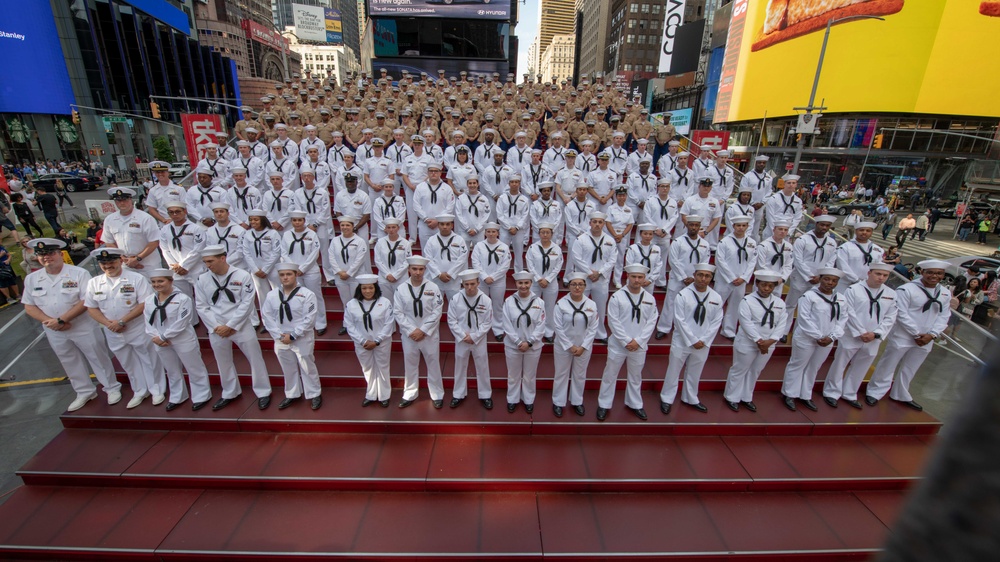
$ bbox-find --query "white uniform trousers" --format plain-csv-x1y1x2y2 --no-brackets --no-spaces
104,323,165,398
209,323,272,399
532,281,559,338
453,340,492,399
613,236,630,283
505,342,542,405
274,332,321,399
723,336,776,404
552,346,591,407
461,231,484,249
754,208,766,241
400,333,444,401
823,338,881,401
500,229,528,271
597,340,646,410
782,277,813,336
251,271,279,327
154,331,212,404
378,277,406,307
564,236,579,282
781,333,834,400
405,194,421,246
335,278,360,314
656,279,685,334
433,278,461,309
300,269,327,330
866,341,932,402
659,344,710,406
583,276,610,339
45,326,121,396
416,223,438,249
317,230,333,281
483,279,507,337
355,341,392,401
715,282,748,339
652,236,670,287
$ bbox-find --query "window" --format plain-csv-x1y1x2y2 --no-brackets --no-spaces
638,35,646,44
641,3,650,13
628,19,635,28
624,64,633,71
630,3,638,13
650,20,659,29
627,34,635,43
645,65,655,72
652,4,660,13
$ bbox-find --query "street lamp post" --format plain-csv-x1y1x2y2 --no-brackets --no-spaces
791,15,885,175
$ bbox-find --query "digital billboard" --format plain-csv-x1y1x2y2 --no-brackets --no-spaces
714,0,1000,123
368,0,510,20
292,4,343,43
373,58,509,80
0,3,75,115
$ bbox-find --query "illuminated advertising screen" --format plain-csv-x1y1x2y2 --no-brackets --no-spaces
292,4,344,44
714,0,1000,123
0,3,75,115
368,0,510,20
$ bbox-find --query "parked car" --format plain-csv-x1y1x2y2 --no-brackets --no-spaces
32,173,104,192
941,256,1000,283
825,198,877,216
169,162,191,179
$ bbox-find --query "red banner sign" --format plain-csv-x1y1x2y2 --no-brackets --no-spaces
241,19,290,53
688,130,730,162
181,114,223,166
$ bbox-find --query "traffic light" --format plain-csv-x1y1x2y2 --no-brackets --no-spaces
71,109,80,124
872,133,884,149
150,101,161,119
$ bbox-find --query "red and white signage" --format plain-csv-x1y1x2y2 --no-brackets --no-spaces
241,19,290,53
181,114,223,166
688,130,730,162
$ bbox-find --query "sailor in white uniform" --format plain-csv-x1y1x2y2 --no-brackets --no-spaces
835,220,884,293
607,187,636,286
186,162,229,226
496,177,531,271
587,154,618,213
822,264,898,408
762,174,804,239
470,223,511,341
596,264,659,421
22,239,120,410
328,215,370,334
196,245,272,410
624,224,664,294
865,260,951,411
447,269,494,410
679,177,724,249
373,178,409,241
225,165,263,229
755,219,795,283
373,218,412,303
656,216,710,338
502,271,547,413
529,182,564,246
715,216,758,339
159,201,206,298
562,184,596,283
264,140,299,190
741,155,772,240
241,209,282,327
144,269,212,411
393,256,446,408
659,263,724,413
412,163,455,246
722,270,789,411
292,167,334,277
572,212,618,342
262,262,323,410
551,273,599,417
668,152,693,202
261,171,295,232
207,202,247,270
280,210,327,335
784,215,839,338
455,176,492,247
101,187,163,276
344,274,396,407
726,186,757,240
332,173,373,241
84,248,165,409
423,214,469,304
526,222,563,341
702,149,734,202
780,268,848,411
642,178,678,288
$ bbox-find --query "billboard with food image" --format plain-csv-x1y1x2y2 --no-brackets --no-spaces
714,0,1000,123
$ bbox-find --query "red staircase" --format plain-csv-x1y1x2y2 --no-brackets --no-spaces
0,282,940,560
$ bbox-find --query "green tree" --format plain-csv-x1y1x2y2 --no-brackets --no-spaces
152,136,175,162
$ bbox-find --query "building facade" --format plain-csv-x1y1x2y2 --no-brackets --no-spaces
271,0,360,56
575,0,612,78
539,34,576,84
285,30,361,85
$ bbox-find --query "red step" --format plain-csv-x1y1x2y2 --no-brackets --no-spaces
19,429,932,493
0,485,906,560
59,387,942,436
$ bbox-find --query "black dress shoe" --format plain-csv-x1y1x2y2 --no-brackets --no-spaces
897,400,923,411
316,327,328,336
725,400,739,412
524,403,534,414
743,401,757,412
398,399,414,408
864,395,878,406
654,331,667,340
166,402,181,412
845,399,863,410
338,327,348,335
432,399,443,409
278,396,302,409
481,398,493,410
573,404,585,416
310,396,322,410
507,402,516,413
258,396,271,410
258,324,268,333
596,407,608,421
192,400,210,411
362,398,375,407
212,397,235,411
779,336,788,343
496,334,505,342
660,401,671,415
449,397,464,408
553,405,564,418
823,396,838,408
802,399,818,412
380,400,390,408
782,395,797,411
629,407,648,421
543,336,554,343
688,402,708,413
595,338,608,344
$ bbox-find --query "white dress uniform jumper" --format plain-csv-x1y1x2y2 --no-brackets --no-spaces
823,281,898,403
501,292,546,407
723,291,789,405
660,285,724,407
143,290,212,406
344,296,396,402
597,286,659,411
393,280,445,402
261,284,322,401
551,294,599,409
781,288,848,402
447,289,494,400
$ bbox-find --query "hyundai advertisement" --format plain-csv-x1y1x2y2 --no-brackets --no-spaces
368,0,511,20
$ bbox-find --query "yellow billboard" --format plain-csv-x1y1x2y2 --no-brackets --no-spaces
714,0,1000,123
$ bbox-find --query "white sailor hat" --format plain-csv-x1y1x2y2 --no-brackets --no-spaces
269,140,283,148
338,215,359,224
636,138,649,144
303,125,317,131
784,174,801,181
203,142,219,149
209,201,230,211
236,140,251,148
165,200,187,210
247,208,268,217
356,274,379,285
716,149,731,157
276,262,300,272
869,263,895,272
245,127,259,134
436,214,456,223
406,256,430,266
427,162,443,171
917,259,950,271
613,131,625,138
515,131,527,138
289,210,307,219
856,221,877,229
550,132,563,139
148,268,175,279
754,270,783,283
537,222,556,231
512,271,534,281
484,222,501,230
738,185,753,194
298,165,316,176
362,128,374,134
268,171,284,179
274,123,287,130
566,272,588,282
531,148,543,155
657,177,672,186
729,216,751,225
677,151,690,157
755,155,770,162
624,264,649,275
381,178,395,186
817,267,843,278
668,140,681,147
589,212,607,220
201,245,227,257
814,215,836,224
459,269,480,282
536,181,554,190
194,161,214,175
383,217,403,226
686,215,703,223
694,263,716,273
637,223,657,232
772,219,792,228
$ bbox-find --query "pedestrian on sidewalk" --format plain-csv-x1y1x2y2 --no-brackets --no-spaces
11,193,44,237
896,214,915,248
978,215,992,245
913,210,928,241
32,186,61,233
958,213,976,241
882,209,897,240
54,179,74,208
928,206,941,233
844,209,862,240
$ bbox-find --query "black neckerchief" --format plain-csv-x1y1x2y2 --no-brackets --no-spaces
169,223,188,251
279,286,300,322
692,290,709,325
408,283,425,317
467,194,481,217
864,286,884,320
463,294,481,329
513,296,537,328
732,236,749,263
148,292,178,325
380,196,397,218
808,233,828,261
635,243,652,268
252,230,267,256
339,237,354,264
657,198,671,220
853,241,873,265
233,186,250,210
506,194,520,217
215,225,233,252
770,241,785,267
289,231,308,255
575,201,588,222
303,189,319,214
359,298,376,331
429,183,441,204
590,235,604,263
270,190,286,212
539,244,555,272
755,296,775,328
625,290,644,323
486,243,503,265
818,292,841,320
780,194,796,214
211,273,235,304
437,235,454,260
386,239,401,267
684,235,701,263
916,285,943,313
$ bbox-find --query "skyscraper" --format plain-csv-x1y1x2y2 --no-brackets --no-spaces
271,0,360,55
